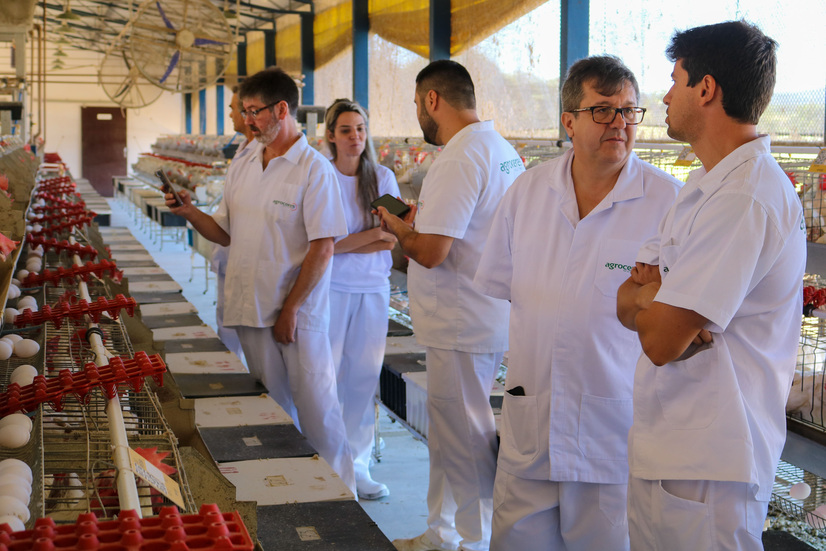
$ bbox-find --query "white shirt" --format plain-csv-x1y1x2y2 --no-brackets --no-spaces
474,149,681,482
212,137,255,275
213,134,347,330
629,136,806,500
408,120,524,353
330,164,400,293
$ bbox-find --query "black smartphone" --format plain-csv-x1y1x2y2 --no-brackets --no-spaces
154,169,184,207
371,194,410,218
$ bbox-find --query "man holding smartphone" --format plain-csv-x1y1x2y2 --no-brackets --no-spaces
376,60,524,551
165,68,355,497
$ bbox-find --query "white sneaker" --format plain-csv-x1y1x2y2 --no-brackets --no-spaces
392,533,451,551
356,475,389,500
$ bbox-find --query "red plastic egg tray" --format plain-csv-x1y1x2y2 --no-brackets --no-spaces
24,236,98,260
13,295,136,330
20,260,122,287
0,504,253,551
0,352,166,416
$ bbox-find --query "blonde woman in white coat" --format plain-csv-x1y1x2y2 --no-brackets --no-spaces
325,99,399,500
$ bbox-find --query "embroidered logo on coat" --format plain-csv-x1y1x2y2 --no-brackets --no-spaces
604,262,633,272
273,200,297,211
500,158,524,175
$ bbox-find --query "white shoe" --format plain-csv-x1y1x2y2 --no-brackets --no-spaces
392,533,451,551
356,475,389,500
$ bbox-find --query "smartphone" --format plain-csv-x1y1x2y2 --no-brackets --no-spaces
370,194,410,218
154,169,184,207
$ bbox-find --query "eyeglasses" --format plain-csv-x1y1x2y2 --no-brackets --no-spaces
240,102,278,119
568,106,646,125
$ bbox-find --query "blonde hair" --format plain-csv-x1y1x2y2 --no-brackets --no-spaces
325,98,379,227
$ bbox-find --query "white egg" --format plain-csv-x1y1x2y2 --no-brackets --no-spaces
0,495,29,522
0,474,30,494
0,483,29,505
16,297,36,309
30,246,43,257
13,270,27,281
13,339,39,358
0,341,11,361
6,286,18,300
2,309,17,325
0,424,29,449
0,514,24,532
1,335,22,345
0,460,32,484
24,225,31,233
10,365,36,387
790,482,812,500
10,279,19,287
16,305,36,314
24,261,40,274
32,224,42,233
0,415,31,434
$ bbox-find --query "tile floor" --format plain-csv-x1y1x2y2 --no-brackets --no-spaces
105,196,430,542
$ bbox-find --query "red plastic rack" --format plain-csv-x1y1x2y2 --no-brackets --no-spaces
30,211,96,227
0,352,166,416
13,295,136,329
0,504,253,550
34,185,78,197
20,260,122,287
38,175,73,186
24,236,98,260
31,195,86,211
31,204,89,216
27,215,96,238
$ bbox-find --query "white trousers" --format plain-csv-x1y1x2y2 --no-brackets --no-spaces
234,325,356,496
424,347,501,551
328,289,388,480
628,476,767,551
215,271,245,361
490,470,629,551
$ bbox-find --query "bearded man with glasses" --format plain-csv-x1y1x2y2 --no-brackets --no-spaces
474,55,681,551
165,67,356,498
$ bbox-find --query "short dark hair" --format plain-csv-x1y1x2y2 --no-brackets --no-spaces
561,55,639,113
666,20,777,125
238,67,299,117
415,60,476,110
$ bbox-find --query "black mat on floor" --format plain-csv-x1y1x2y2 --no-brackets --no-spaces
387,319,413,337
172,373,268,398
130,291,187,304
199,425,315,462
763,530,816,550
162,338,230,353
123,273,176,283
141,314,206,329
256,501,396,551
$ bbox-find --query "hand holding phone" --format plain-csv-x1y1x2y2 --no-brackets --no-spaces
371,194,410,218
155,169,184,207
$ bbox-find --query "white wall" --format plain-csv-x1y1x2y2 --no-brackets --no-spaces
41,79,182,179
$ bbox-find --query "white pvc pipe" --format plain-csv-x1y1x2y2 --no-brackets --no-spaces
68,237,143,517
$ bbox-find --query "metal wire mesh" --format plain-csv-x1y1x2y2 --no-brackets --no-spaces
772,461,826,533
5,235,197,527
791,276,826,430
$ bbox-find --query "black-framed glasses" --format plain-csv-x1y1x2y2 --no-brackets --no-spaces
568,106,646,125
240,101,278,119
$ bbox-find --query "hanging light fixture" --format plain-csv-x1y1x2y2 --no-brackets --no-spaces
54,35,70,44
54,48,67,58
56,1,82,21
55,23,73,34
51,59,65,70
223,9,238,19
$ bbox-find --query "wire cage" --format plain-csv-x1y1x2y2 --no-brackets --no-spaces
4,242,196,528
791,279,826,430
772,460,826,535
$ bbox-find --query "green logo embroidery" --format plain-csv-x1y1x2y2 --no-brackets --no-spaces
604,262,633,272
273,200,297,211
499,158,524,175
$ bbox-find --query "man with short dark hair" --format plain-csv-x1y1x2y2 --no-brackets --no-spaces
377,60,524,551
618,21,806,550
166,67,356,496
475,55,680,551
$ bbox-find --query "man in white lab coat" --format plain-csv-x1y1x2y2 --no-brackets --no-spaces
617,21,806,550
377,60,524,551
474,55,681,551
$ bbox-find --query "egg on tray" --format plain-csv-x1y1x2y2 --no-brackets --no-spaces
12,339,39,358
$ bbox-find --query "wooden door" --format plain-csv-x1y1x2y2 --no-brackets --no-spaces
81,107,127,197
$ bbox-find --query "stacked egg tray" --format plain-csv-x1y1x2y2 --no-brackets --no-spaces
0,504,253,550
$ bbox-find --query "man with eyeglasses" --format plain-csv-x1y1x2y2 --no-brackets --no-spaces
165,67,356,497
618,22,805,550
474,55,681,550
